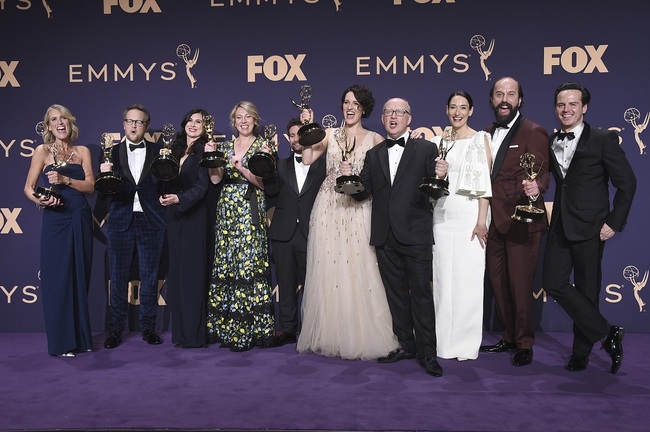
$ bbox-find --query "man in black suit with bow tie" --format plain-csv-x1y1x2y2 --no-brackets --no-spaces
532,83,636,373
100,104,166,349
265,118,326,345
349,97,446,377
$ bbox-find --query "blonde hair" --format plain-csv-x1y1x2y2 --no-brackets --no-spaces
229,101,260,135
43,104,79,143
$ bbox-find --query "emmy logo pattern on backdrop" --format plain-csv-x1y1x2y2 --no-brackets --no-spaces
176,43,199,88
470,34,495,81
623,265,648,312
624,107,648,155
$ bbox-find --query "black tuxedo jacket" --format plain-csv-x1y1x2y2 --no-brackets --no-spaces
548,122,636,241
265,154,326,241
104,139,166,233
354,137,438,246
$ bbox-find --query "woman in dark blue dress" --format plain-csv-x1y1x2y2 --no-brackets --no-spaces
23,104,95,357
159,109,211,348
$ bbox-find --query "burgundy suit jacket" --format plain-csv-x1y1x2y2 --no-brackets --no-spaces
488,115,550,234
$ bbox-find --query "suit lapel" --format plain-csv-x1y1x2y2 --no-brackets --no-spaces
119,142,136,185
491,115,523,180
549,131,563,179
286,158,299,195
378,141,391,185
141,140,156,184
565,122,590,179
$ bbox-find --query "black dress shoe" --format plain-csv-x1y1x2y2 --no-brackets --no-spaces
142,328,162,345
377,349,416,363
479,340,516,353
512,348,533,366
602,325,624,374
418,356,443,377
103,331,122,349
565,353,589,371
273,332,297,347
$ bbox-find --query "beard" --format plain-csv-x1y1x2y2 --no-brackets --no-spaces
492,102,519,124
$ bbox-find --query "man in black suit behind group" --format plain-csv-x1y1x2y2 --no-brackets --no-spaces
265,118,326,346
101,104,166,349
349,98,446,377
529,83,636,373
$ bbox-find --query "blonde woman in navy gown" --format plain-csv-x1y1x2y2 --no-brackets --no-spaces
159,109,210,348
23,104,95,357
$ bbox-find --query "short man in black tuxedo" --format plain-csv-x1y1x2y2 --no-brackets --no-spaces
265,118,326,345
101,104,166,349
532,83,636,373
349,98,446,377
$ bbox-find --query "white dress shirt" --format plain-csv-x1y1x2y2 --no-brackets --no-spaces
553,122,584,178
126,139,146,212
388,132,408,185
490,111,520,163
294,154,309,193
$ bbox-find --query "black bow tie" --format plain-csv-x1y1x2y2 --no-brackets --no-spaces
294,156,302,164
387,137,405,148
493,122,509,129
556,131,575,141
129,141,145,151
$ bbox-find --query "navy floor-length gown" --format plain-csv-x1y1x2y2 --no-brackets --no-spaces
40,164,93,355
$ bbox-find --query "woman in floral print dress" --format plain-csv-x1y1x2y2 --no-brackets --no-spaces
205,101,275,352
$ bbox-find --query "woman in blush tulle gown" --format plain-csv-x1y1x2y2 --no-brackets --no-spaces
297,84,398,360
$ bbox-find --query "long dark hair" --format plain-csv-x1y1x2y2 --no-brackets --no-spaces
172,108,209,159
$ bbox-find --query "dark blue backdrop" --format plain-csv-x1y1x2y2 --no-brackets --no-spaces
1,0,648,332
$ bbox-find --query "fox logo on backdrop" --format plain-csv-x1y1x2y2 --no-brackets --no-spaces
103,0,161,14
0,208,23,234
0,61,20,87
247,54,307,82
543,45,609,75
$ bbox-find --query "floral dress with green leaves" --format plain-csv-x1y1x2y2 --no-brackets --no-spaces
207,137,275,351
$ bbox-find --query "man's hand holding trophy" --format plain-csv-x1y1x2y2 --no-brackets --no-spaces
420,127,455,199
511,152,546,223
95,132,124,194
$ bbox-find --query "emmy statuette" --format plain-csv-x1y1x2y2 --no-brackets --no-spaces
290,84,326,146
33,121,64,202
151,123,179,181
94,133,124,194
511,153,546,223
420,127,456,199
334,126,364,194
247,124,278,179
199,115,226,168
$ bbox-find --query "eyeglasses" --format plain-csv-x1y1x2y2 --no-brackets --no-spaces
382,109,410,117
124,119,146,127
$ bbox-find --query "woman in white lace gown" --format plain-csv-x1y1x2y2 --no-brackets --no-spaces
431,91,492,361
297,85,398,360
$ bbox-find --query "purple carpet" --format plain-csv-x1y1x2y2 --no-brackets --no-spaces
0,331,648,432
